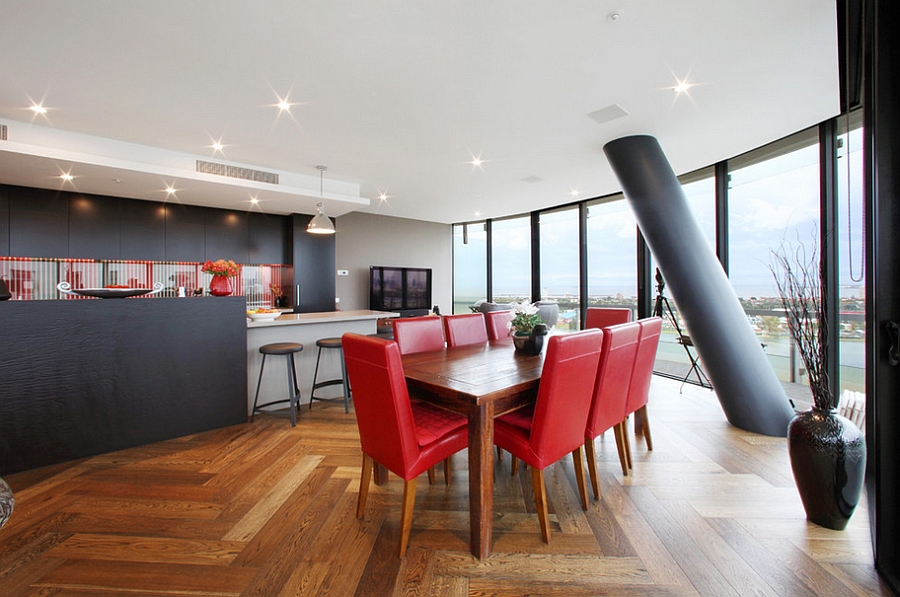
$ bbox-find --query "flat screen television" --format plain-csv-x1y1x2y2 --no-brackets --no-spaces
369,266,432,313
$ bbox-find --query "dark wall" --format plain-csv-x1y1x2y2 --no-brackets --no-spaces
1,184,291,265
292,213,336,312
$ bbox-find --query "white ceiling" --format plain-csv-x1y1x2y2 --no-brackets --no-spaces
0,1,840,224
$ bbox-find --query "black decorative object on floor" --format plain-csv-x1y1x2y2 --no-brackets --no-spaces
788,407,866,530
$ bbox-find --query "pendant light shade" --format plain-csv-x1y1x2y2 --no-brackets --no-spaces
307,166,336,234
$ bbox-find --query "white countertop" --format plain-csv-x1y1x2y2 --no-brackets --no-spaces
246,309,398,328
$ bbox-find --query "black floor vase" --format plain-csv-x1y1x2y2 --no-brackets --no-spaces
788,407,866,530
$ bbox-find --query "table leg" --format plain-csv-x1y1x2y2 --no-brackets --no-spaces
468,401,494,559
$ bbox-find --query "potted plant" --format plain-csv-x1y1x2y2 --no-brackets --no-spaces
201,259,242,296
509,301,549,355
270,282,287,308
770,237,866,530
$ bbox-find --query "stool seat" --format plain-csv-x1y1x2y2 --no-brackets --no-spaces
315,337,343,349
310,337,351,413
252,342,304,426
260,342,303,356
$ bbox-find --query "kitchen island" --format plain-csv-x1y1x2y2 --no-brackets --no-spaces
246,310,396,416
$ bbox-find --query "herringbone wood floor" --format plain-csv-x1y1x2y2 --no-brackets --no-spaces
0,377,891,596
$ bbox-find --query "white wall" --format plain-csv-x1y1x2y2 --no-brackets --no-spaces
334,211,452,312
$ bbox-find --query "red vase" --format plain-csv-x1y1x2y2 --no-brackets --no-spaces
209,275,233,297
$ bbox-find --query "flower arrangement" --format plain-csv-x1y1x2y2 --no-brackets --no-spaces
202,259,242,278
508,301,543,336
269,282,285,298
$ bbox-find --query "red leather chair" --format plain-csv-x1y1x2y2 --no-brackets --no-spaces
584,307,633,330
583,322,641,500
485,309,513,341
342,333,468,557
622,317,663,469
443,312,489,348
494,329,603,542
391,316,445,355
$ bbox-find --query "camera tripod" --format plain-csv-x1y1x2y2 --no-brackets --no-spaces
652,269,712,392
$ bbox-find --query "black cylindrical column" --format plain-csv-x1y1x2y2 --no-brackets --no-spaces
603,135,794,437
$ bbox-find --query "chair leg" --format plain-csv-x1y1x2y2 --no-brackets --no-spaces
399,477,417,557
530,467,551,543
511,455,519,477
622,419,634,470
572,446,589,511
585,438,602,501
443,457,452,485
427,466,436,485
613,422,629,476
497,446,504,461
638,405,653,450
357,454,373,518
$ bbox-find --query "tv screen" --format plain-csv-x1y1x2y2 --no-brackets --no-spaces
369,266,432,312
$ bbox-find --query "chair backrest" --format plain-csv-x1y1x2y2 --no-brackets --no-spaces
485,309,513,341
528,329,603,469
443,313,489,348
391,316,445,355
585,321,641,439
341,333,421,477
624,317,663,417
584,307,633,330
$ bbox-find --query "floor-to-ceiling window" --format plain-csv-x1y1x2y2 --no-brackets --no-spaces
538,206,581,331
727,129,821,387
491,215,531,305
586,195,636,315
452,221,486,314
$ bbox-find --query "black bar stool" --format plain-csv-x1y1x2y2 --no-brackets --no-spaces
251,342,303,426
310,337,351,412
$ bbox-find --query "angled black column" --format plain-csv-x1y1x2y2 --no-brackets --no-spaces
603,135,794,437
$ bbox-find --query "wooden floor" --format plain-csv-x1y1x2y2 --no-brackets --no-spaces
1,377,892,596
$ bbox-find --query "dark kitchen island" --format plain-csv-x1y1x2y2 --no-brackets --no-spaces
0,296,247,475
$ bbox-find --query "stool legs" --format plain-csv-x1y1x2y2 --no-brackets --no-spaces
251,353,302,427
310,345,351,413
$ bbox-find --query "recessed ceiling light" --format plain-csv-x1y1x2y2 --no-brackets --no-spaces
468,152,486,170
274,93,293,112
666,70,699,102
165,185,177,196
570,188,580,198
250,196,259,204
29,104,47,115
211,140,224,153
59,173,73,182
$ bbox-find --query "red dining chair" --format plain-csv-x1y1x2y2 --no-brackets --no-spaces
494,329,603,542
583,321,641,500
584,307,633,330
443,312,489,348
342,333,468,557
622,317,663,469
392,316,445,355
485,309,513,341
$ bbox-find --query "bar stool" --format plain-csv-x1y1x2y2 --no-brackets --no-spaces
251,342,303,426
310,337,351,412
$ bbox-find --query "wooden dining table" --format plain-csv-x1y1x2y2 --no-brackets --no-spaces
400,338,545,559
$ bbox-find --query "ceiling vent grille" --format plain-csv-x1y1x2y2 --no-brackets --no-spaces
196,160,279,185
0,124,7,141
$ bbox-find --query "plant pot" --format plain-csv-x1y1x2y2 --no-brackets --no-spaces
209,275,233,297
512,324,548,356
788,407,866,530
274,296,288,308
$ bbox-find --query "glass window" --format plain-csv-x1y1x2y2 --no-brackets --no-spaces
586,195,636,311
728,129,820,387
837,114,865,397
538,206,581,331
491,216,531,305
452,222,487,314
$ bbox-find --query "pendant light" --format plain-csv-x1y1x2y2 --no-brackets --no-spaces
307,165,336,234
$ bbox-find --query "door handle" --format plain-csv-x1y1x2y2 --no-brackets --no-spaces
887,321,900,366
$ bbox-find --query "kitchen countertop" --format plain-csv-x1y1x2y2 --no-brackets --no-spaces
246,309,398,328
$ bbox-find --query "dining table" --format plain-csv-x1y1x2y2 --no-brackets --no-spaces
400,338,545,559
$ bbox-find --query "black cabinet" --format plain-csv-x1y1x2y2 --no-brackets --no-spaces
121,200,166,261
0,186,9,256
249,212,290,264
9,187,69,258
165,204,207,262
206,209,249,263
68,194,121,259
292,213,335,312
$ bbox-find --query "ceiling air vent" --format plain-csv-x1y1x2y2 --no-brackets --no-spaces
196,160,279,185
0,124,7,141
